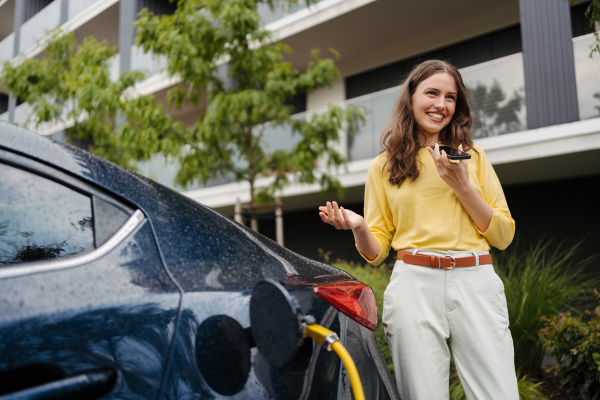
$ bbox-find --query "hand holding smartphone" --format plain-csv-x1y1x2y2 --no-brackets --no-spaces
429,145,471,160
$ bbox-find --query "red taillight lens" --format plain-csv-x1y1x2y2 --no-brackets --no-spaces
314,281,378,331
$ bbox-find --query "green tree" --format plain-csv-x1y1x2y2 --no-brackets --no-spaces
134,0,366,210
1,30,182,169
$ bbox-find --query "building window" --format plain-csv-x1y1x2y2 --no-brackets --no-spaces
285,93,307,114
137,0,177,16
0,94,8,114
571,1,595,38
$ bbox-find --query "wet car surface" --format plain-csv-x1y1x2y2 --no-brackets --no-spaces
0,122,399,399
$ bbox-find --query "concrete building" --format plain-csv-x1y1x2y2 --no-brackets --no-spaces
1,0,599,264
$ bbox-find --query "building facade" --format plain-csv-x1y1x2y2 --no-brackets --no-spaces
1,0,599,264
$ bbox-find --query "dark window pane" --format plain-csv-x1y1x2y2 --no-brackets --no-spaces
23,0,54,22
137,0,177,15
0,163,94,265
92,196,131,247
0,94,8,114
571,1,595,38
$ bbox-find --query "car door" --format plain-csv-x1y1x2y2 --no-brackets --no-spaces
0,150,182,399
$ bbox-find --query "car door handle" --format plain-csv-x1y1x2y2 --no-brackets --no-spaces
0,367,117,400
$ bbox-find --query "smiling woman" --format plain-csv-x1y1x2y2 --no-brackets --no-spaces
318,59,518,399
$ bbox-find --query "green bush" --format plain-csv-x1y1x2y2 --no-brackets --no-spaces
493,238,598,378
539,288,600,399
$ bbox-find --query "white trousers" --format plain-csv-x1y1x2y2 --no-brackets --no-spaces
382,250,519,400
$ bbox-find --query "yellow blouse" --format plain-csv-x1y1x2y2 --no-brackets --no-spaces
359,144,515,266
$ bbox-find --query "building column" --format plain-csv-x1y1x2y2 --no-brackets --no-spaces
116,0,137,126
119,0,137,76
519,0,579,129
60,0,69,24
7,0,26,124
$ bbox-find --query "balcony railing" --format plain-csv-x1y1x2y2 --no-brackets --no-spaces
573,33,600,121
258,0,323,26
461,54,527,139
68,0,104,21
346,53,528,161
0,32,14,66
13,102,34,128
131,46,168,78
261,113,305,153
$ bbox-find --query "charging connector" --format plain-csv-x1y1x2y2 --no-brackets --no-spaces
304,324,365,400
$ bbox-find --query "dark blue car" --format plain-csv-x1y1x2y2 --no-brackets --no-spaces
0,123,398,399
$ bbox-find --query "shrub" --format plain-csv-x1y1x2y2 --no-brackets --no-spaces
493,238,597,378
539,288,600,399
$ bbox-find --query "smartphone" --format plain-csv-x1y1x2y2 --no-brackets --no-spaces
430,145,471,160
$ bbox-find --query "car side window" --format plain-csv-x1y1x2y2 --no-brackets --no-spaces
0,162,95,265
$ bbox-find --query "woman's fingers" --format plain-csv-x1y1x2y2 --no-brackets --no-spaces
428,143,446,168
319,201,351,229
331,201,344,227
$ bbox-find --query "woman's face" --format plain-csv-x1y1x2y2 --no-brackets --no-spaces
411,72,457,140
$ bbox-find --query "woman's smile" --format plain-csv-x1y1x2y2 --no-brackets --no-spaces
426,112,445,122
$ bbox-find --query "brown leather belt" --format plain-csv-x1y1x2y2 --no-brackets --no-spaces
397,250,493,270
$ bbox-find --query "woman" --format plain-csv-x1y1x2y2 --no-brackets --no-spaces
319,60,518,399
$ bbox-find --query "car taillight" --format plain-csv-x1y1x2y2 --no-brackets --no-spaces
314,281,378,331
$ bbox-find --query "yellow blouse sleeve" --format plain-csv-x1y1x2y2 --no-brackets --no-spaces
357,155,395,266
474,147,515,250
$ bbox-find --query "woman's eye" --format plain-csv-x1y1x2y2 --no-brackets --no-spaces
447,95,456,101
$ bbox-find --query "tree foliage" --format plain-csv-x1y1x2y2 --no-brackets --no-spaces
1,0,365,212
1,29,183,169
134,0,366,205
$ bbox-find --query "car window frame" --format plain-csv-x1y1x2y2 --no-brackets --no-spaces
0,149,146,279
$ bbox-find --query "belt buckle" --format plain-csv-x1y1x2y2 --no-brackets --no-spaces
438,255,456,270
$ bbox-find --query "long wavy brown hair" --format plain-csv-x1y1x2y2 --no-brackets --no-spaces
380,60,474,186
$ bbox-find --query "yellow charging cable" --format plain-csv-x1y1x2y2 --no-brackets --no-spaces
304,324,365,400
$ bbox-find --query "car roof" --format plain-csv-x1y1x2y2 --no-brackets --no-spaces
0,122,92,177
0,122,198,212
